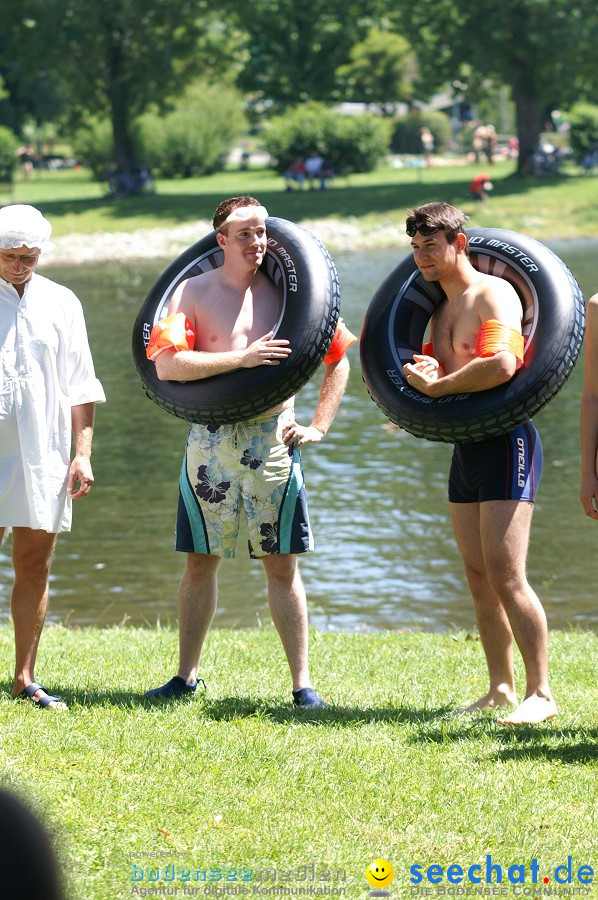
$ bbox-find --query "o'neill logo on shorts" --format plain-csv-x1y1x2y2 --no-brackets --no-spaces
517,436,526,488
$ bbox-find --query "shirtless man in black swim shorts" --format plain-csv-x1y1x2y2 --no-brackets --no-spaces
403,201,557,726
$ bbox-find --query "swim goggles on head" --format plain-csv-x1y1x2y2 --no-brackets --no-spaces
405,222,443,237
217,205,269,230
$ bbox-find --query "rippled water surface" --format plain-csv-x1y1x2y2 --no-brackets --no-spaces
1,242,596,632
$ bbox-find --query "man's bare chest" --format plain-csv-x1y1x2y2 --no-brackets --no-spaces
197,290,280,351
433,302,479,364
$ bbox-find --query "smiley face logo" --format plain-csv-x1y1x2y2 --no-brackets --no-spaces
366,858,394,888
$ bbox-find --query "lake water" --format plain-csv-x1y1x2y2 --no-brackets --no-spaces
1,242,596,632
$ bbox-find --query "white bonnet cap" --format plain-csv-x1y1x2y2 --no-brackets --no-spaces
0,204,52,250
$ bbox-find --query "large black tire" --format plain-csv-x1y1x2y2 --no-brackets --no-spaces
360,228,585,443
132,218,340,423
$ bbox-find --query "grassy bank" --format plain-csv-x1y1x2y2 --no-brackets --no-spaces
0,625,596,899
4,160,598,249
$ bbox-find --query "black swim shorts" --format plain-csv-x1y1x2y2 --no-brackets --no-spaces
448,422,543,503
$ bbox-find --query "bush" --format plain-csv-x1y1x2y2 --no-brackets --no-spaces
138,80,246,177
0,125,18,183
71,80,245,181
391,109,452,155
71,117,117,179
566,102,598,161
261,102,391,174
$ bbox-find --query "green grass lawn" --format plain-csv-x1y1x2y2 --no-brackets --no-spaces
4,159,598,243
0,625,596,899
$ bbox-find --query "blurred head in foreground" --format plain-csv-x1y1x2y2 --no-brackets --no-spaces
0,788,64,899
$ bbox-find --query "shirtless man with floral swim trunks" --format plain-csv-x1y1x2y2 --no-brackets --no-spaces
403,201,557,726
144,196,355,709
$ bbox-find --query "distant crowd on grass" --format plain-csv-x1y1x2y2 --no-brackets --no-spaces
283,151,338,191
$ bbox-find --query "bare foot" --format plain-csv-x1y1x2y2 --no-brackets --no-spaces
497,695,558,726
450,688,517,716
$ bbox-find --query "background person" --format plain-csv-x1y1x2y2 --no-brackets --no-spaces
484,124,497,163
0,204,105,710
284,156,306,191
319,159,335,189
580,293,598,519
305,151,324,189
420,126,435,166
402,201,557,726
144,196,356,709
16,144,37,180
472,124,488,162
470,172,493,203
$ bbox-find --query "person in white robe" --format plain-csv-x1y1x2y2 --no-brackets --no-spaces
0,204,105,709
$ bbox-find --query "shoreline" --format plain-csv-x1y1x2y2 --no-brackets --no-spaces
36,217,416,267
36,218,595,268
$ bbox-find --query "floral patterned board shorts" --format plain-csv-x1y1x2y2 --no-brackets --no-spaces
175,408,314,558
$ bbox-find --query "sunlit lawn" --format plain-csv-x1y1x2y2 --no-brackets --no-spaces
0,625,596,899
4,158,598,242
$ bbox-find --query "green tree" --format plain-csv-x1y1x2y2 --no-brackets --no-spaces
222,0,386,106
395,0,598,174
0,124,18,184
567,103,598,162
336,28,415,114
139,80,246,177
0,50,67,137
5,0,206,172
391,109,452,154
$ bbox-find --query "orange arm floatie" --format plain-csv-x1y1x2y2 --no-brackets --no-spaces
146,312,196,361
422,340,435,357
322,318,358,364
475,319,524,369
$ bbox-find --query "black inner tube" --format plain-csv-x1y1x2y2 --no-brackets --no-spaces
360,228,585,443
132,218,341,424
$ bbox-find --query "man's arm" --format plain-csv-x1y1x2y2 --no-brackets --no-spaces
155,277,291,381
282,356,350,447
155,332,291,381
69,402,95,499
404,277,522,397
404,351,517,397
580,294,598,519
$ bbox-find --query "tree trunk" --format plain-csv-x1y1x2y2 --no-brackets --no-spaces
106,32,135,172
110,90,135,172
513,85,544,176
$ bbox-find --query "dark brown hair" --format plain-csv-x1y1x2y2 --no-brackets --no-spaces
213,196,262,231
406,201,469,249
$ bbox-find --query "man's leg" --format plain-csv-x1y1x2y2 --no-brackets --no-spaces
9,526,64,708
144,552,219,699
450,502,518,713
479,500,557,726
177,553,220,684
262,553,310,692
